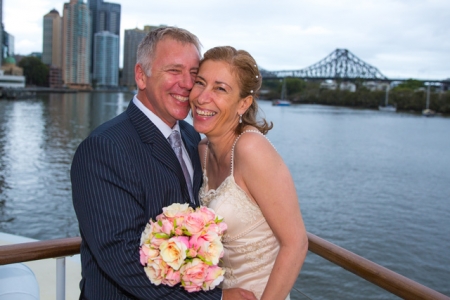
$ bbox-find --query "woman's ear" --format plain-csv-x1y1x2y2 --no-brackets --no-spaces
238,95,253,115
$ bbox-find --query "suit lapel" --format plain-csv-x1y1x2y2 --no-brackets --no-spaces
127,101,191,203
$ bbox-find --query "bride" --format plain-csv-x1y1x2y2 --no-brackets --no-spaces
189,46,308,300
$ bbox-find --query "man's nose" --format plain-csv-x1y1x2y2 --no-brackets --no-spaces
179,71,194,89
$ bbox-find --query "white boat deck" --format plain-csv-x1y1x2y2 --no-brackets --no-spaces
0,232,81,300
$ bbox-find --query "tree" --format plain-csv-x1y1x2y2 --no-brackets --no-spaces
18,56,49,87
393,79,424,91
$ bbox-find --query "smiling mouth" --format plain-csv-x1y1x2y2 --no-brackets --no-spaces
172,94,189,102
196,107,216,116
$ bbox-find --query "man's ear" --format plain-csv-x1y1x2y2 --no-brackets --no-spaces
135,64,147,90
238,95,253,115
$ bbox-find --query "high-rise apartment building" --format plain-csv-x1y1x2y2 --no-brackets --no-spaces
122,26,160,89
42,9,62,68
93,31,118,87
0,0,3,66
88,0,120,87
62,0,91,89
2,29,13,59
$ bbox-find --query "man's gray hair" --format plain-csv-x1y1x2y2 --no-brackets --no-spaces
136,26,202,76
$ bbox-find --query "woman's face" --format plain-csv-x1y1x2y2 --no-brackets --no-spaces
189,60,243,137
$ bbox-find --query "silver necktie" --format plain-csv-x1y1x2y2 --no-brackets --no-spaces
168,130,194,203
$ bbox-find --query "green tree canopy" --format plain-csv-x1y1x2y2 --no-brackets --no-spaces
393,79,424,91
18,56,49,87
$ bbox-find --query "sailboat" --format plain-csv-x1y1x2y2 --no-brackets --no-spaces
272,78,291,106
378,85,396,112
422,84,435,117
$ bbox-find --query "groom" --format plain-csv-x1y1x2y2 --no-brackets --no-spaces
71,27,255,299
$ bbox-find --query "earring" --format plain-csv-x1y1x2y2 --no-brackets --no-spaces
239,114,242,124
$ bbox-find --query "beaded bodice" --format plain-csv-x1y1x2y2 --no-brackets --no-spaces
199,130,283,300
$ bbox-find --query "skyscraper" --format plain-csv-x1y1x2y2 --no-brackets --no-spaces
42,9,62,67
93,31,118,87
88,0,120,87
0,0,3,66
122,25,160,89
62,0,91,89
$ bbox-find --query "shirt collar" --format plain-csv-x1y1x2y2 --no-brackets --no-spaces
133,95,180,139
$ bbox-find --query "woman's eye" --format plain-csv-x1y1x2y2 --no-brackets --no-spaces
195,80,204,86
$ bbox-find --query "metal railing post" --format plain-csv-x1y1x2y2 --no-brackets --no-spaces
56,257,66,300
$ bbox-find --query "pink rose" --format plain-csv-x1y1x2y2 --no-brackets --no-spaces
144,257,168,285
159,236,189,270
180,258,209,292
161,219,174,235
149,220,163,234
217,221,227,234
150,236,166,248
174,227,183,236
162,268,181,287
139,245,159,266
183,212,206,235
189,234,205,249
197,206,216,223
202,265,225,291
186,247,197,258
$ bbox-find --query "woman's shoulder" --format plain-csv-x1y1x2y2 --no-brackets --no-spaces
234,128,276,158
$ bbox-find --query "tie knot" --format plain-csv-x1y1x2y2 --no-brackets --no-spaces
168,130,182,149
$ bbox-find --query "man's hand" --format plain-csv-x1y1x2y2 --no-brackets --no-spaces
223,288,257,300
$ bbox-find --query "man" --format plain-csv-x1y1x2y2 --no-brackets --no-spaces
71,27,256,299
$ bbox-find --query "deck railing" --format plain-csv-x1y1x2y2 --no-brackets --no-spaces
0,233,448,300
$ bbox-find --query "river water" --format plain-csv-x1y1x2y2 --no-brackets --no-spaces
0,92,449,299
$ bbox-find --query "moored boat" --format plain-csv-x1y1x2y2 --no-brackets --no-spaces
378,104,396,112
272,99,291,106
272,78,291,106
422,108,436,117
378,85,397,112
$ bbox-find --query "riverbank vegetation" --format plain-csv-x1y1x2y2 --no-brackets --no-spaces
261,78,450,114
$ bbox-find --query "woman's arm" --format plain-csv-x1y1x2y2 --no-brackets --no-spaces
234,133,308,300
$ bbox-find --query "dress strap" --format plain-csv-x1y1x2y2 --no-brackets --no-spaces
203,141,209,174
230,130,266,176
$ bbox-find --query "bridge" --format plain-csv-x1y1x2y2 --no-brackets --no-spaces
261,49,449,84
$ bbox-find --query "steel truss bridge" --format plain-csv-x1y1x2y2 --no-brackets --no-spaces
261,49,448,84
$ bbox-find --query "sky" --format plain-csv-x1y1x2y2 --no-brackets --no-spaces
3,0,450,80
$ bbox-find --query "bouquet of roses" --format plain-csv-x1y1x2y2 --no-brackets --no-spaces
140,203,227,292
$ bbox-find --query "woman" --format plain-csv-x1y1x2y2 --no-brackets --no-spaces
189,46,308,300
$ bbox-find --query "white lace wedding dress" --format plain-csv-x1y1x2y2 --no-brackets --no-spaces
199,131,290,300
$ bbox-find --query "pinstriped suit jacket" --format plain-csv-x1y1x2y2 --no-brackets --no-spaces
71,100,222,299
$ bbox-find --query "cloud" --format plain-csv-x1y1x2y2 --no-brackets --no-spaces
3,0,449,79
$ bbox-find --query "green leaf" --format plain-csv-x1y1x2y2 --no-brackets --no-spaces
154,233,169,239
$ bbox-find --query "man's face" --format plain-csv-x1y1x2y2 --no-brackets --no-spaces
136,38,200,127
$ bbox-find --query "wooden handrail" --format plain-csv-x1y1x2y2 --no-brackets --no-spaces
0,237,81,265
0,234,448,299
307,232,450,300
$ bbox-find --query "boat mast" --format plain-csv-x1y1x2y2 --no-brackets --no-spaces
281,78,287,100
385,85,389,106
